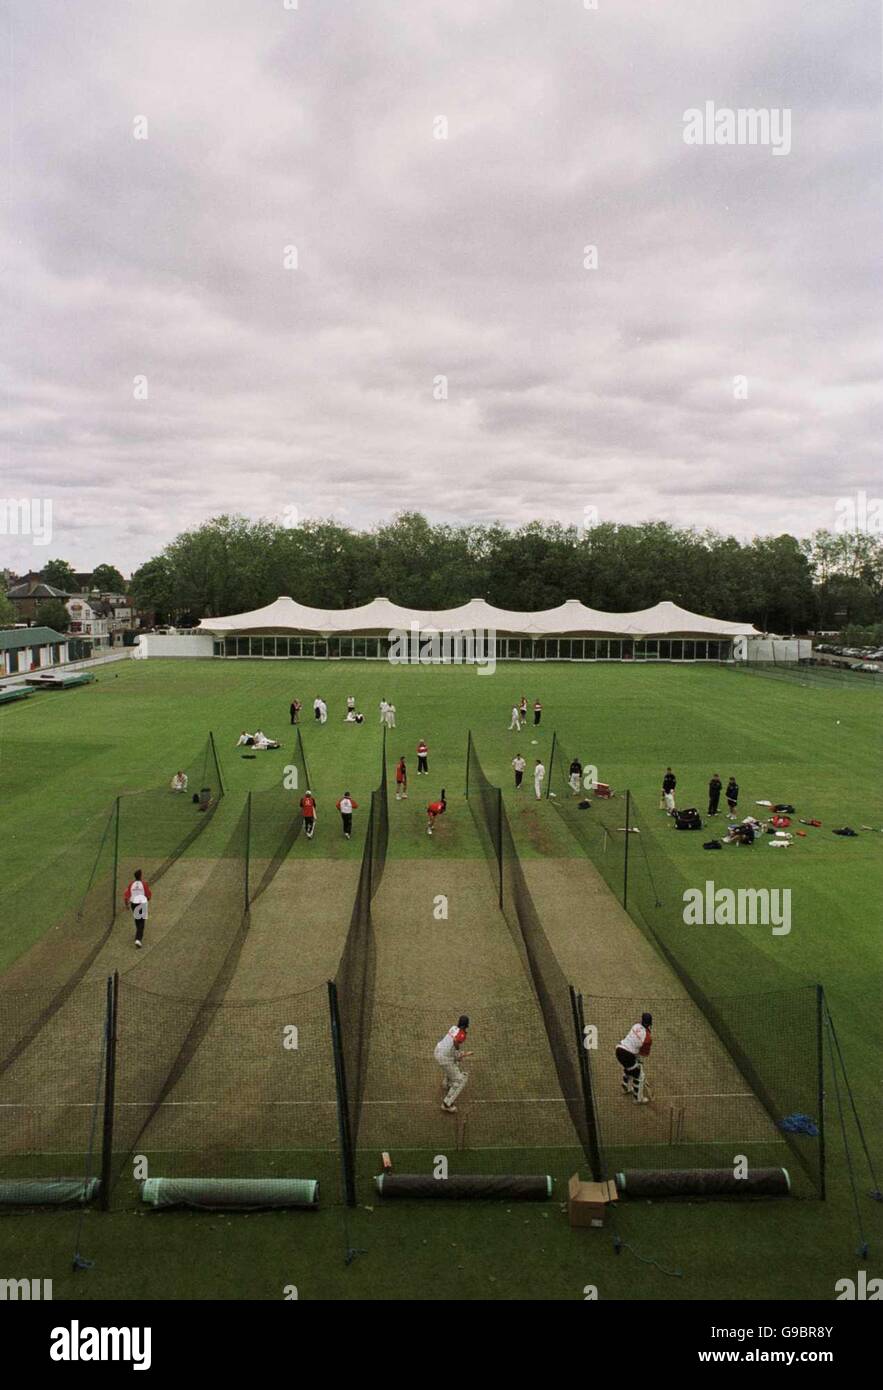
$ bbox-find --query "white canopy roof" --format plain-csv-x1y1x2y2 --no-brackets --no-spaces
198,596,758,638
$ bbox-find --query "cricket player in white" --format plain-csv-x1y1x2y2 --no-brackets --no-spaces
509,704,520,731
384,702,396,728
435,1015,472,1113
123,871,152,949
615,1012,653,1103
534,759,545,800
379,699,389,726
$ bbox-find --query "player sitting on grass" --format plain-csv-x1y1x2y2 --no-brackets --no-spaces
170,770,188,793
615,1012,653,1104
427,790,447,836
435,1015,473,1113
253,730,281,749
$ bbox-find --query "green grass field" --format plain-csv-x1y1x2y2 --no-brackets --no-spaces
0,656,881,1301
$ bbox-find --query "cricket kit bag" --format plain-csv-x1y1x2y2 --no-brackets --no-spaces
674,807,702,830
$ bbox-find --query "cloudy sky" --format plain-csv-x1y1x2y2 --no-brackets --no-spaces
2,0,880,574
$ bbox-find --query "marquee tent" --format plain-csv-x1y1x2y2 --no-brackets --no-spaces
197,597,758,639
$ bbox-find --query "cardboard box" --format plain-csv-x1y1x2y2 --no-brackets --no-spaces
567,1174,618,1228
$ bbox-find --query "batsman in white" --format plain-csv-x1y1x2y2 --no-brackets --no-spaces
615,1011,653,1103
435,1014,473,1114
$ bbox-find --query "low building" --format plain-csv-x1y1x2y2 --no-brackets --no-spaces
66,596,111,651
132,632,215,659
6,575,71,623
0,626,69,678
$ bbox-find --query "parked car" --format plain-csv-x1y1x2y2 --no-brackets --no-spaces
855,662,881,673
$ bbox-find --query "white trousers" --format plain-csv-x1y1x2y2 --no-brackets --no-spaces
438,1059,467,1106
534,775,544,799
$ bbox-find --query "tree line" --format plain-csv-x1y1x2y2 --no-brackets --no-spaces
122,513,883,633
10,514,882,634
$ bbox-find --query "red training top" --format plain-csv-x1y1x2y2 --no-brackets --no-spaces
300,795,316,817
427,801,446,817
123,879,152,903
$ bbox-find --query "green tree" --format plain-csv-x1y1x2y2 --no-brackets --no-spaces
91,564,127,593
0,592,16,626
34,599,71,632
743,535,815,631
40,559,77,591
130,555,176,621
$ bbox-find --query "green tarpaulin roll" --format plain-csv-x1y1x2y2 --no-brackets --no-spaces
0,1178,99,1206
141,1178,319,1210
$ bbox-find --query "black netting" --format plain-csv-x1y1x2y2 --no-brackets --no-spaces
109,801,250,1194
112,981,339,1196
548,733,824,1195
465,733,599,1174
332,728,388,1199
246,726,311,903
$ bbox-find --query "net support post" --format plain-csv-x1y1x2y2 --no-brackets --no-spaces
571,988,604,1182
111,796,121,922
244,792,252,910
547,731,557,798
816,983,827,1201
99,971,119,1211
623,789,631,910
496,787,504,910
328,980,357,1208
209,729,224,797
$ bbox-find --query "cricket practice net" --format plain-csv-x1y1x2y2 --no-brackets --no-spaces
0,735,225,1201
547,733,825,1196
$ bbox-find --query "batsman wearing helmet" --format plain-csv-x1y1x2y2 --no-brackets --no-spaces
435,1014,473,1114
615,1012,653,1103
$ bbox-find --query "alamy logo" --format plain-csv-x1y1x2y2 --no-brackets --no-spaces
682,880,791,935
834,490,882,534
683,102,791,156
0,1276,52,1300
0,497,53,545
50,1321,151,1370
835,1272,882,1300
388,624,496,675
